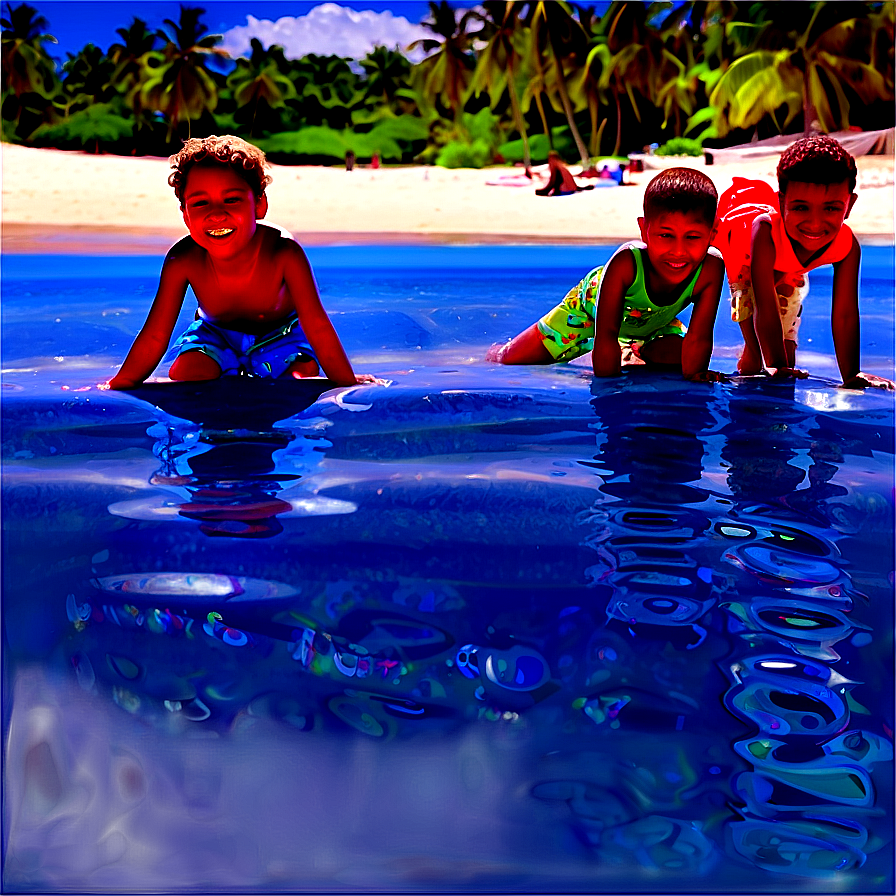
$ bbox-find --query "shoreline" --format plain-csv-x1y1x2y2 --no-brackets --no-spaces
2,144,893,253
4,223,895,254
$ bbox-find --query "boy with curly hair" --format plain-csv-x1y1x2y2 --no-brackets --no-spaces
488,167,726,382
106,135,374,389
716,134,892,388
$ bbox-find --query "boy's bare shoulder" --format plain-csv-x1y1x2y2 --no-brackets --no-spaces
702,247,726,276
258,222,307,257
604,244,637,282
165,236,205,265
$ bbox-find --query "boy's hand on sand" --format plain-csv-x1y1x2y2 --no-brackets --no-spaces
686,369,729,384
766,366,809,380
841,372,896,390
354,374,391,386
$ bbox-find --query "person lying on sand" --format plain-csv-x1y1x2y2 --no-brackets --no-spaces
535,151,594,196
489,167,726,382
104,135,380,390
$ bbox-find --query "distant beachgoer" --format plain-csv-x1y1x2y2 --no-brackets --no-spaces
104,135,381,390
535,151,584,196
489,167,726,382
716,134,893,389
371,151,380,170
345,150,355,171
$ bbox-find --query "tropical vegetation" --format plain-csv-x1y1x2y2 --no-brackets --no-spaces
2,1,893,168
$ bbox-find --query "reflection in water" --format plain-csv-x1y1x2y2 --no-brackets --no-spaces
105,380,351,538
2,374,893,892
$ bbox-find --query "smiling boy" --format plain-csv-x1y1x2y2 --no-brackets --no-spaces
106,135,370,390
488,167,726,381
716,134,893,388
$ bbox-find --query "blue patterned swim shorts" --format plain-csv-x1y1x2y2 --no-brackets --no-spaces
165,313,317,378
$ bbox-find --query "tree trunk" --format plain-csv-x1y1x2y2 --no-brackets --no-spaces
549,39,590,170
506,60,531,175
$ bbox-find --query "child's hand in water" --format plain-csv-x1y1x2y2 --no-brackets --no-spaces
354,373,391,386
841,372,896,390
101,374,139,390
686,369,729,384
485,342,509,362
766,366,809,380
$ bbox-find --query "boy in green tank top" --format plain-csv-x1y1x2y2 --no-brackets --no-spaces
487,167,726,382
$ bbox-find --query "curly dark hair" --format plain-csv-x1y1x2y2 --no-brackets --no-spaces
643,167,718,225
777,135,857,195
168,135,272,204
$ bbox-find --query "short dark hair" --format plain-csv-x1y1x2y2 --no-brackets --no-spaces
169,135,272,204
777,135,857,195
643,167,718,226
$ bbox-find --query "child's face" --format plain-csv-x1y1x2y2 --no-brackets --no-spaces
637,210,715,286
181,164,267,255
778,180,856,253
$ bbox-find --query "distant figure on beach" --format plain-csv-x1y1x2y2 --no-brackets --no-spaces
345,149,355,171
371,151,380,170
535,151,588,196
488,167,726,382
716,134,893,389
104,135,379,390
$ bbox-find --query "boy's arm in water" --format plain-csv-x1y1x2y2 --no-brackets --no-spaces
282,242,359,386
105,248,190,389
749,218,804,379
832,237,895,390
681,252,726,382
591,251,634,377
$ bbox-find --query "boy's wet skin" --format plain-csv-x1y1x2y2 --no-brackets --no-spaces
105,136,382,392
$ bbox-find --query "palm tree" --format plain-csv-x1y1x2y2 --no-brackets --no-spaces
107,17,159,149
528,0,591,169
708,1,894,137
286,53,363,130
470,1,532,174
139,6,228,140
407,0,477,123
59,43,118,113
227,38,296,136
359,44,412,110
1,2,59,138
1,2,57,96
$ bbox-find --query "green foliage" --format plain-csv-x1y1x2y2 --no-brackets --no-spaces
4,1,895,162
435,138,492,168
499,127,573,163
655,136,703,156
29,101,133,150
256,125,406,164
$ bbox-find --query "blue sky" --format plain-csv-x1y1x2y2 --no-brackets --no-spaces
32,2,436,62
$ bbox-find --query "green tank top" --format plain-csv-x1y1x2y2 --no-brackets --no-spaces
614,243,704,340
536,242,716,362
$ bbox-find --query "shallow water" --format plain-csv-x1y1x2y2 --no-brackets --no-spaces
2,247,894,893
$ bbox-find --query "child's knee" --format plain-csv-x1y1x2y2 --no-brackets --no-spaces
168,350,222,381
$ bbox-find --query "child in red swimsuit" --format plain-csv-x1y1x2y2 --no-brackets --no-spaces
716,135,893,389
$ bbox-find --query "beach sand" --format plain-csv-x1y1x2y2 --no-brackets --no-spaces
1,142,893,252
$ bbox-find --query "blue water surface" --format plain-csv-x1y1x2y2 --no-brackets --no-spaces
2,246,894,893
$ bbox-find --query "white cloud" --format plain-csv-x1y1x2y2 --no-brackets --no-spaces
220,3,436,63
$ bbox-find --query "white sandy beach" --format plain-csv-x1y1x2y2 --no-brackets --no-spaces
1,142,893,252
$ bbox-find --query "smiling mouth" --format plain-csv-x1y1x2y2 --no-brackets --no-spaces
207,228,234,238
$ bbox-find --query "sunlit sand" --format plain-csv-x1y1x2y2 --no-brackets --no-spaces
2,143,892,252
